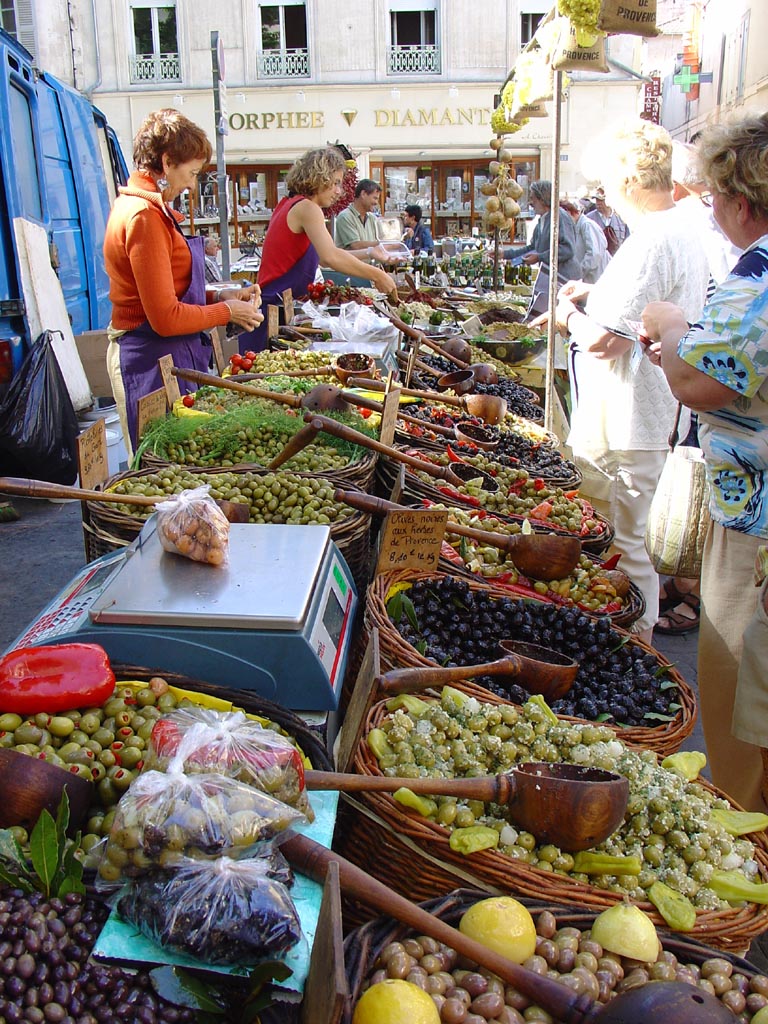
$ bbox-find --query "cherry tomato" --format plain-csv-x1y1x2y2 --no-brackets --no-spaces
182,394,195,408
244,350,257,360
240,357,253,370
231,353,244,366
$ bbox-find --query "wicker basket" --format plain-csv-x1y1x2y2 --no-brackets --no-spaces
341,890,768,1021
342,700,768,953
437,549,646,630
139,448,378,492
373,454,615,556
363,569,695,756
83,467,373,593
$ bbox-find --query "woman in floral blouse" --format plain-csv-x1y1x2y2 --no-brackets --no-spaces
642,113,768,812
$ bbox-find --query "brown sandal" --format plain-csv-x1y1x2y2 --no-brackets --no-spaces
656,585,700,635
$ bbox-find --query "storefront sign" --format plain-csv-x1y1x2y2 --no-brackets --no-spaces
228,111,324,130
373,106,491,128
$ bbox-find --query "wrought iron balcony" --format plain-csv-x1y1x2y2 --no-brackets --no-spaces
130,53,181,84
257,48,310,78
387,45,441,75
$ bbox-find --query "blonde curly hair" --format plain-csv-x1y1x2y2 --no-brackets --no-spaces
285,147,346,197
697,114,768,219
598,119,673,198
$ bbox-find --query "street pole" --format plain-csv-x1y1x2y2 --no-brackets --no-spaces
544,69,563,436
211,31,230,279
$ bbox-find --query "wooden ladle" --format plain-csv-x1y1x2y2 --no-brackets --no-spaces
0,477,250,523
345,376,509,425
283,833,735,1024
304,413,499,493
332,488,582,580
303,760,625,852
378,640,578,702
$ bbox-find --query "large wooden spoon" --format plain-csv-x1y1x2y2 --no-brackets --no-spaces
332,488,582,581
378,640,578,701
346,375,508,425
283,834,734,1024
303,760,625,852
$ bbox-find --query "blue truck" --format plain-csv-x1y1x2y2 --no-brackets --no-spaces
0,28,128,388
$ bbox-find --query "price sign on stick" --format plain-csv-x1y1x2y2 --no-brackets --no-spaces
379,385,401,448
282,288,295,325
210,326,226,375
376,508,447,575
157,354,181,406
336,628,381,773
405,341,419,388
77,419,108,491
267,304,280,343
136,388,168,441
388,463,405,506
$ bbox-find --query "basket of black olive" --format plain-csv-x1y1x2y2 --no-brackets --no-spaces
363,570,695,755
341,690,768,953
84,466,373,593
342,889,768,1022
416,353,544,422
373,451,614,556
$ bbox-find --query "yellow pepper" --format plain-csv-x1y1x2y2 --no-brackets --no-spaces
449,825,500,856
367,728,394,761
648,881,696,931
526,694,559,726
385,695,431,717
711,809,768,836
710,871,768,904
393,788,438,819
572,852,643,876
661,751,707,781
440,686,470,710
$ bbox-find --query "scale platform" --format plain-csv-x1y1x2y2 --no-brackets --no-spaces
9,521,357,711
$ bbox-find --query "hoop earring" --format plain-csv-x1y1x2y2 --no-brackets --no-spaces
157,177,169,191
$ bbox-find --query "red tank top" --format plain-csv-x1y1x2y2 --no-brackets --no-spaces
258,195,312,288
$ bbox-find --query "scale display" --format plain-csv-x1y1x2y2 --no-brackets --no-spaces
8,523,357,711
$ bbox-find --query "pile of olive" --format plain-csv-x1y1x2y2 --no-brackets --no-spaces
418,354,543,423
251,348,333,374
359,913,768,1022
390,576,678,725
106,469,355,526
403,451,601,537
405,404,554,447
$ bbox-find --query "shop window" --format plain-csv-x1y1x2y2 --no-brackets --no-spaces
258,2,309,78
129,2,180,84
388,1,440,74
1,0,16,35
520,12,545,47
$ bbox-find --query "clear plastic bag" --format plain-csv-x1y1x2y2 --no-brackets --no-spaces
300,300,398,349
97,724,305,886
156,484,230,566
117,851,301,964
143,706,314,820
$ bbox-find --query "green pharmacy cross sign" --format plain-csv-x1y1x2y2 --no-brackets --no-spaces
674,65,714,93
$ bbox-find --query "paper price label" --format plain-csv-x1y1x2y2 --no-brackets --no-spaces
136,387,168,441
379,386,402,448
157,354,181,405
376,508,447,574
77,419,108,490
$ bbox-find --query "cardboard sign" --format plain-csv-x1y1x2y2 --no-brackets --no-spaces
282,288,295,325
210,325,226,375
376,507,447,575
267,304,280,342
157,354,181,406
336,627,381,774
300,863,345,1024
405,341,419,387
461,314,484,337
388,463,405,506
379,385,401,448
136,387,168,441
77,419,109,490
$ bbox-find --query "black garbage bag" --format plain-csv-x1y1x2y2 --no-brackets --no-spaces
0,330,80,483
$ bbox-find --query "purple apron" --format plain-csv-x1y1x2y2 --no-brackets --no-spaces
119,234,210,448
237,243,319,355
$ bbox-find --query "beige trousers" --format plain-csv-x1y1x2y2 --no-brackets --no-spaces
106,338,133,462
574,447,666,634
699,521,765,811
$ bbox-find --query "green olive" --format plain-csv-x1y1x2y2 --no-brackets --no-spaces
93,728,115,747
14,723,43,745
117,747,143,770
79,713,102,735
0,714,22,732
48,716,76,738
97,778,119,807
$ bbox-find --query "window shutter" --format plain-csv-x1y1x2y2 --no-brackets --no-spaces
14,0,36,59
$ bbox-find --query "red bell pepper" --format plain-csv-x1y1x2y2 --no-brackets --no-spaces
599,553,622,571
533,478,546,491
0,644,116,714
530,500,553,520
445,446,466,464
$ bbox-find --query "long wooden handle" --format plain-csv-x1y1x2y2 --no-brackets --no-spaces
410,334,470,369
303,769,510,803
341,386,454,438
250,366,334,379
305,415,453,484
266,421,323,472
170,367,302,407
345,376,463,410
0,476,159,507
395,349,442,379
378,657,523,694
281,834,594,1024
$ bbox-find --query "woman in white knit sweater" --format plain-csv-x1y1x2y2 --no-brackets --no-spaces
543,120,710,642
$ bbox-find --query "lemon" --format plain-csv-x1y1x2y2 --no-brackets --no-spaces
458,896,537,964
352,980,440,1024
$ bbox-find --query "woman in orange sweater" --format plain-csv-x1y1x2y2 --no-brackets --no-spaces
104,109,263,452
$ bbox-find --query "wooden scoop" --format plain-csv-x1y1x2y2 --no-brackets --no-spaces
0,477,250,522
378,640,578,702
304,414,499,493
332,488,582,580
304,760,624,851
345,376,508,425
283,834,734,1024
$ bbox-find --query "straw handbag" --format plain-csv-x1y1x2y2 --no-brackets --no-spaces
645,406,711,578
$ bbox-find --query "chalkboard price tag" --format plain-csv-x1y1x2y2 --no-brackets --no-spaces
77,419,108,490
376,508,447,575
136,387,168,441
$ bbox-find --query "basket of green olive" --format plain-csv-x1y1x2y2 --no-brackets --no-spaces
343,889,768,1022
83,466,373,592
342,690,768,953
362,569,694,755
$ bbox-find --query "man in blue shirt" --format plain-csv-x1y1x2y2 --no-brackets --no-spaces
402,204,433,252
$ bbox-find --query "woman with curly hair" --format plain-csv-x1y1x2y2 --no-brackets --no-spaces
105,108,263,453
539,119,710,644
237,147,398,353
642,113,768,811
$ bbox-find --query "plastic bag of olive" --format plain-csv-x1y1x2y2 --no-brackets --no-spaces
343,890,768,1023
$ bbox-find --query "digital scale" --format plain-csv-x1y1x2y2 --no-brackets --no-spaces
8,520,357,712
